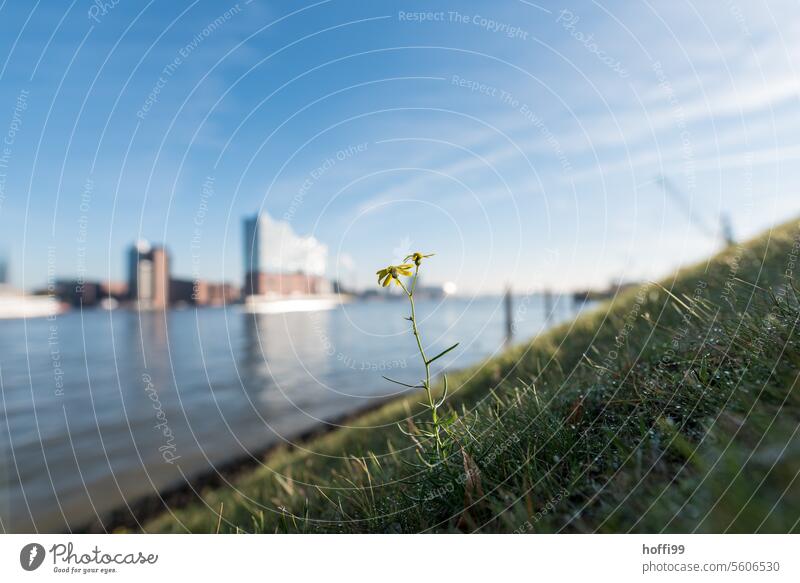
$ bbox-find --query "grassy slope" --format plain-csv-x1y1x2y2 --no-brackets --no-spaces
145,218,800,533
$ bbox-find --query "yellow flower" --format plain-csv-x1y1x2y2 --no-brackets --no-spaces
376,264,413,287
404,251,435,266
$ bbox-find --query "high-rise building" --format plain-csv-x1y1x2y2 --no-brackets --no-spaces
127,241,170,309
243,214,261,294
0,255,7,284
151,247,169,308
243,212,328,296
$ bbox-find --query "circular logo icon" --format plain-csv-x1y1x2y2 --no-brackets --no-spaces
20,543,46,571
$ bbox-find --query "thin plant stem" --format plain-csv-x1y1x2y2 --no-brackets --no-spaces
378,253,452,462
399,267,443,454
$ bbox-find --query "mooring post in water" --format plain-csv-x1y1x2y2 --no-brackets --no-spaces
504,285,513,344
544,287,554,325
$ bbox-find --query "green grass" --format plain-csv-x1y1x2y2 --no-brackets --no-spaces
143,218,800,533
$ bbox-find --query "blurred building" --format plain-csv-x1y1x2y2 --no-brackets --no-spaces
54,279,102,306
243,212,328,296
171,278,240,306
244,272,330,296
101,280,128,301
169,278,195,305
127,241,170,309
198,281,240,305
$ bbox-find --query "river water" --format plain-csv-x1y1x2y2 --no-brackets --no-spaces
0,294,585,532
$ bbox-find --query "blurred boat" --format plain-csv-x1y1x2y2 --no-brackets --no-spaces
0,285,64,319
243,293,348,314
100,297,119,310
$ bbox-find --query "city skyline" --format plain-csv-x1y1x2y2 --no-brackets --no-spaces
38,208,341,306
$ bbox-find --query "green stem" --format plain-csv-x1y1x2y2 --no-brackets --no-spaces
400,266,443,453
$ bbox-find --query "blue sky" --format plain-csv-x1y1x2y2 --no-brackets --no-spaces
0,0,798,293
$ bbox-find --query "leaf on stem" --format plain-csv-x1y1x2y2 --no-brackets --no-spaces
425,342,459,366
382,375,424,389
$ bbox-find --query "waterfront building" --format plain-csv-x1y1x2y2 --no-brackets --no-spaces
243,212,328,296
127,240,170,309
